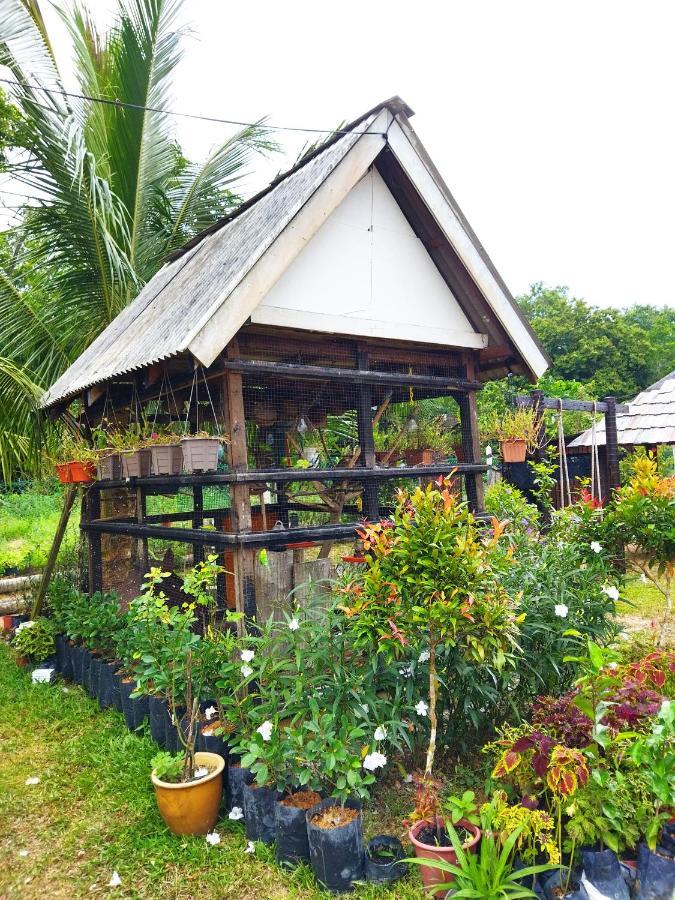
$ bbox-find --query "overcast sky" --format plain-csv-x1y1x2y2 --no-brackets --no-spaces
29,1,675,309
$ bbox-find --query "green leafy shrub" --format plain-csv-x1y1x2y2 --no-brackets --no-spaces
342,479,521,780
484,480,540,534
12,618,55,661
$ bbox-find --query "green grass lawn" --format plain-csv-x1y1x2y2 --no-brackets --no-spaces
618,574,668,620
0,485,80,576
0,645,426,899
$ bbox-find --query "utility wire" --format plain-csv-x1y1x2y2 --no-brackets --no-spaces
0,76,386,137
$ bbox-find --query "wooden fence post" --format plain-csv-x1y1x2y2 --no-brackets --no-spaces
604,396,620,498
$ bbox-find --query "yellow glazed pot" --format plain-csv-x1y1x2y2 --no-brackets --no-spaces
151,751,225,835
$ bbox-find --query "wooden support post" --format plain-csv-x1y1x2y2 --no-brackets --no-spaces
88,488,102,594
136,486,149,575
215,514,228,611
222,341,256,624
531,389,547,464
603,396,620,499
356,347,379,521
32,483,78,618
192,484,204,565
457,358,485,514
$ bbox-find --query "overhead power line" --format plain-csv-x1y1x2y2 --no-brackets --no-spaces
0,76,386,137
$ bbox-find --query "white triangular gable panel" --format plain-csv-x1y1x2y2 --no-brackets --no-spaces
251,168,487,349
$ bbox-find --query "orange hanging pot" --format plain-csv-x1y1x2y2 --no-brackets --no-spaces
499,439,527,463
56,461,96,483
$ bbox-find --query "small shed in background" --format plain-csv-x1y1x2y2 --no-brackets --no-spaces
569,370,675,458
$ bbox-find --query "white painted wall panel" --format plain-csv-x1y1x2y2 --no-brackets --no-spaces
252,168,486,348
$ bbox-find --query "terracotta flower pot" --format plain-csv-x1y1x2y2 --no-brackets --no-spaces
180,437,221,473
404,449,434,466
151,751,225,836
500,439,527,463
408,817,481,897
56,461,96,483
150,444,182,476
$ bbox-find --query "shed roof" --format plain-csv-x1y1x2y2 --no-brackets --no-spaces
569,370,675,448
41,96,549,410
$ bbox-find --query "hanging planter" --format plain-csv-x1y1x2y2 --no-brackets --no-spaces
306,798,365,893
242,781,280,845
499,439,527,463
56,461,95,484
274,789,323,866
121,448,152,478
408,817,481,897
152,751,225,836
180,436,222,474
150,444,182,476
96,452,122,480
490,407,539,464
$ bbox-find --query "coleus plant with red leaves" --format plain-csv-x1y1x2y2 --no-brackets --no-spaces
492,731,589,799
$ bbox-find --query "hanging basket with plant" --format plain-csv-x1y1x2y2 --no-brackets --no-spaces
489,407,540,463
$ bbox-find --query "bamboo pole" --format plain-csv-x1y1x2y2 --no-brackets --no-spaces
31,482,78,618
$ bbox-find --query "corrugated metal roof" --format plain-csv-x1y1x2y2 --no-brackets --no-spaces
569,370,675,448
41,116,375,408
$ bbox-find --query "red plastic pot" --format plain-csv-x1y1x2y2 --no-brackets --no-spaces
408,817,481,897
56,461,95,483
341,555,366,564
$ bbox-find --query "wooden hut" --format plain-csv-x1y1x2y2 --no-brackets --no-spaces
41,96,549,619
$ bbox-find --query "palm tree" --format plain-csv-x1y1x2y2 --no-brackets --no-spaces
0,0,276,480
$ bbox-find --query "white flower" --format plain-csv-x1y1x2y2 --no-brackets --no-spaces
204,705,216,721
485,445,493,456
245,840,255,854
640,573,648,584
404,773,413,783
240,649,255,663
228,806,244,821
193,766,209,779
418,650,430,663
24,777,40,786
15,620,34,633
241,664,253,678
415,700,429,717
18,849,28,857
363,751,387,771
601,585,620,601
205,832,221,846
554,604,569,618
288,618,300,631
399,665,412,678
590,541,602,554
374,725,387,741
108,871,122,887
360,703,369,713
257,720,273,742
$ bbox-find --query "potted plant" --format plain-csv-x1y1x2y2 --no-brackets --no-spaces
53,431,97,483
344,480,520,887
364,835,408,885
148,428,183,476
11,618,55,666
406,813,554,899
108,428,152,478
149,641,224,835
487,407,540,463
180,430,226,474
